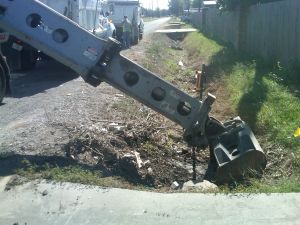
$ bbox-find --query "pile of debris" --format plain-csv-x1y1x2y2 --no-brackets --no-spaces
64,120,211,188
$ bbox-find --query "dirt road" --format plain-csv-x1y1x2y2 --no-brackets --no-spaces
0,60,121,156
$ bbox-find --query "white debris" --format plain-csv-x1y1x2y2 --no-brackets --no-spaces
134,151,143,168
115,94,124,97
194,180,219,192
182,180,219,192
108,122,118,129
108,123,126,133
100,128,108,133
147,167,154,175
143,160,151,166
182,180,195,191
171,181,180,190
178,60,184,67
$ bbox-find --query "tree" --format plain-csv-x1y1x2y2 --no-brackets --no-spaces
169,0,184,16
184,0,191,13
217,0,283,10
192,0,203,11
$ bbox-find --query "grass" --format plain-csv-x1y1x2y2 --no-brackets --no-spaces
220,176,300,193
15,159,143,189
182,29,300,192
183,32,223,63
143,34,195,91
228,61,300,151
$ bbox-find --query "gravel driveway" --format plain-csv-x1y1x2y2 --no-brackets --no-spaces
0,60,121,156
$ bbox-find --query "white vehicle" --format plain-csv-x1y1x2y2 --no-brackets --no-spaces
0,0,115,71
39,0,115,39
103,0,144,44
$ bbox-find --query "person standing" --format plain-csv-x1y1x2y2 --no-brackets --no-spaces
122,16,132,49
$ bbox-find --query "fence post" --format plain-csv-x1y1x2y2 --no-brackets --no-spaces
202,7,208,32
237,5,249,51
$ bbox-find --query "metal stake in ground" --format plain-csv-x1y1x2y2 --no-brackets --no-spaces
200,64,207,100
192,147,196,181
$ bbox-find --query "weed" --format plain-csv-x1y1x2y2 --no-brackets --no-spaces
15,159,143,189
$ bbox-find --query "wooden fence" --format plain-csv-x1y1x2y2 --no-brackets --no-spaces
190,0,300,65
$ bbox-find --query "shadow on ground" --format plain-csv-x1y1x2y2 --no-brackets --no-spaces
9,60,79,98
203,42,299,130
0,155,107,176
237,65,268,130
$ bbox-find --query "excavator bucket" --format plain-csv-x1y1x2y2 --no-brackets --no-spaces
210,118,267,183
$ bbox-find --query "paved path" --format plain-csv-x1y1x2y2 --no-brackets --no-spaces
0,179,299,225
144,17,171,36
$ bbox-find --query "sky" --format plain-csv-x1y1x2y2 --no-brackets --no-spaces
140,0,169,10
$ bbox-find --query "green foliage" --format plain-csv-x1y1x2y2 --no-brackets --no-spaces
192,0,203,8
183,31,300,153
141,8,169,17
184,0,191,11
183,32,223,63
16,160,142,189
220,177,300,193
169,0,185,16
182,31,300,192
217,0,283,10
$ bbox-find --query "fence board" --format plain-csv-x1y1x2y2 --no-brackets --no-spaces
190,0,300,65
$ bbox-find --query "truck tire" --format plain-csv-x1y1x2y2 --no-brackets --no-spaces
0,64,6,104
0,55,10,95
21,49,38,70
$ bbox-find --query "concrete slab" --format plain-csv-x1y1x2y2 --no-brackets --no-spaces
0,180,299,225
0,176,12,192
155,28,197,34
168,22,185,25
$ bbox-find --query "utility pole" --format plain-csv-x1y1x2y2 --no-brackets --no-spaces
198,0,202,12
152,0,154,17
157,0,159,17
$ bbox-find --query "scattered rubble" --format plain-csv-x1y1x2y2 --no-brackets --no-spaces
147,167,154,176
107,123,126,133
178,60,184,67
134,151,143,168
42,190,48,196
182,180,219,192
194,180,219,192
63,118,210,188
182,180,195,191
170,181,180,190
170,40,183,50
